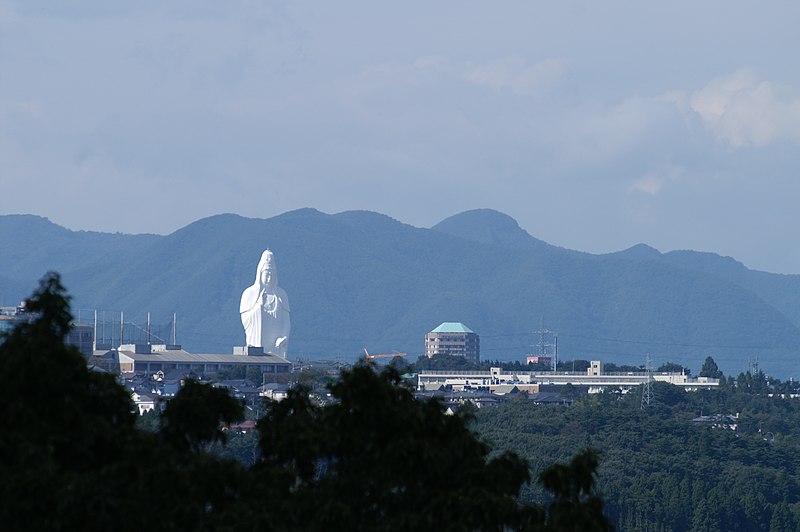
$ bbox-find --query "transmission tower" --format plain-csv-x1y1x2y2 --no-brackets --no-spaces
534,318,558,371
640,353,654,409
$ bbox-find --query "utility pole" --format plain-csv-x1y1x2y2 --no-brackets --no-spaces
641,353,653,410
554,334,559,372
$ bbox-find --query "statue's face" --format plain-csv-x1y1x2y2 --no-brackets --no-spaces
260,260,275,287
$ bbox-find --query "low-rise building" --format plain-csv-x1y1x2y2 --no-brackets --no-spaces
93,343,292,376
692,413,739,431
260,383,290,401
131,392,157,415
417,360,720,393
525,355,552,366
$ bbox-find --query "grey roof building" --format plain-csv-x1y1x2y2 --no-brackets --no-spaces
94,343,292,376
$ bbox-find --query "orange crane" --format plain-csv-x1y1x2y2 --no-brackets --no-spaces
363,348,407,361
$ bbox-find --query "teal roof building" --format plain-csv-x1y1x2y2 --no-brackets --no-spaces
430,322,474,334
425,322,480,363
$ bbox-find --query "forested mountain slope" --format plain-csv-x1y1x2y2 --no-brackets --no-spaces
2,209,799,376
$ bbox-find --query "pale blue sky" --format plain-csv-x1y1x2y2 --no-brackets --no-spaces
3,1,800,272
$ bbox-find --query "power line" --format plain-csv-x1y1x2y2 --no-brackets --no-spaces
436,329,789,351
560,332,791,351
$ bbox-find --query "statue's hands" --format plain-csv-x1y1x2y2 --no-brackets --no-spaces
275,337,287,349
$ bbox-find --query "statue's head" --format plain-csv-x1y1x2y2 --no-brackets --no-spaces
256,249,277,288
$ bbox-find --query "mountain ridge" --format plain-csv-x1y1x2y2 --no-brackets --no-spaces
1,209,798,377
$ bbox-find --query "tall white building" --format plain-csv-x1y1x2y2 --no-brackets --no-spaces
425,322,480,364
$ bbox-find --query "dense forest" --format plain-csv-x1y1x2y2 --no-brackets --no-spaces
471,373,800,531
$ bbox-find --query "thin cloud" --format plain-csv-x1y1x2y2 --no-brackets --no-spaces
462,57,564,95
345,55,563,98
631,175,662,196
554,96,687,169
689,68,800,147
629,166,683,196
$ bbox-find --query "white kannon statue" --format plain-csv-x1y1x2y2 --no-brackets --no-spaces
240,249,291,358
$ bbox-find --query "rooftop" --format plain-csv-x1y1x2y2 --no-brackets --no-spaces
109,348,291,365
430,322,474,334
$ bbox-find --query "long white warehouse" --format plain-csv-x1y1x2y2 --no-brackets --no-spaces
417,361,719,393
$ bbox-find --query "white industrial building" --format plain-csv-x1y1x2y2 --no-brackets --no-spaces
417,360,720,393
93,343,292,375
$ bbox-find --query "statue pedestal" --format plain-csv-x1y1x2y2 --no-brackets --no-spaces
233,346,264,356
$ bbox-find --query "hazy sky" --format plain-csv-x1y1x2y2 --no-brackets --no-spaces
3,1,800,273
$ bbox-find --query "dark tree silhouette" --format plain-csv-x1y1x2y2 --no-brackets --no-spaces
160,378,244,452
254,363,535,530
539,450,614,532
700,356,724,379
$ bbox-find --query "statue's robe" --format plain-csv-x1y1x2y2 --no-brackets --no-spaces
240,285,291,356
